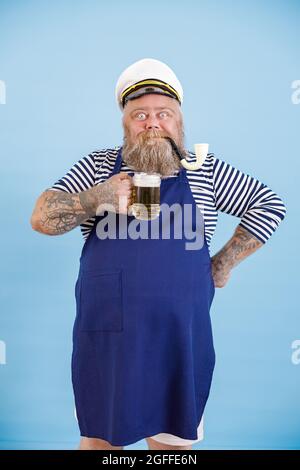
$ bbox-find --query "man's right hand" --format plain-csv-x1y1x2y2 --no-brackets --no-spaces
94,173,133,215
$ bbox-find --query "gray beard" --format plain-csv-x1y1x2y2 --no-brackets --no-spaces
122,130,187,177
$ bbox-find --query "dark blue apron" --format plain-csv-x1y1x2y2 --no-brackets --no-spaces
72,148,216,446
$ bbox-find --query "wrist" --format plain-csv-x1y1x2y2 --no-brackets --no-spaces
80,181,117,216
211,254,233,273
79,186,100,216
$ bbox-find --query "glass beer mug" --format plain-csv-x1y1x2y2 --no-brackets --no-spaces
131,172,161,221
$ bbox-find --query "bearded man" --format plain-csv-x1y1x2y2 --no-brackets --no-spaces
30,58,286,451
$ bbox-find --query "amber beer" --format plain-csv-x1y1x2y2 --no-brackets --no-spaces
131,173,161,220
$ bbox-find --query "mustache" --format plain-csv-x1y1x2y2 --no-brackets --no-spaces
137,129,167,142
136,131,183,161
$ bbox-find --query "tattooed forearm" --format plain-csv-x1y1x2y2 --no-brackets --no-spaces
212,226,263,270
211,226,263,287
30,173,133,236
31,184,112,235
38,191,93,235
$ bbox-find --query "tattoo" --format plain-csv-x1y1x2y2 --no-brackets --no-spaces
36,179,121,235
211,226,263,279
81,180,118,215
39,191,92,235
228,227,262,260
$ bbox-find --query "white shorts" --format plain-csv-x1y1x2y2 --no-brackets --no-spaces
148,416,204,446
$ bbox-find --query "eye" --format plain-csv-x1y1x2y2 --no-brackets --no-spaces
159,111,169,119
135,112,147,121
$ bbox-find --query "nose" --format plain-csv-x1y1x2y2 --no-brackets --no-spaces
145,115,160,130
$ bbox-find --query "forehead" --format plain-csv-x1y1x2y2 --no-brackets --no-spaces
123,93,180,114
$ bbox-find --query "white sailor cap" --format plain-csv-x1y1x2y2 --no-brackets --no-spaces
115,58,183,111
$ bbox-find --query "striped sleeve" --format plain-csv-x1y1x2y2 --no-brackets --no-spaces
212,157,286,243
50,152,103,193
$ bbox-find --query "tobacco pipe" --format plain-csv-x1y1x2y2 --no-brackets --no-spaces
163,136,209,170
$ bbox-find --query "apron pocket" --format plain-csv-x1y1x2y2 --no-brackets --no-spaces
79,270,123,332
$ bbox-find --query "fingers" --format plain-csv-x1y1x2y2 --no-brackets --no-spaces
116,181,133,214
117,173,133,184
118,172,131,179
107,173,134,214
116,173,133,194
116,182,132,196
118,194,129,214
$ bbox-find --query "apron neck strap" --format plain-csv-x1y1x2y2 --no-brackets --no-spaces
111,147,123,176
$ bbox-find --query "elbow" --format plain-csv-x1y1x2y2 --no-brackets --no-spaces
30,191,54,235
30,218,58,236
281,202,287,221
30,211,52,235
275,199,287,226
30,212,43,233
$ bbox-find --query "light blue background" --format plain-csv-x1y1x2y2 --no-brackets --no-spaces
0,0,299,450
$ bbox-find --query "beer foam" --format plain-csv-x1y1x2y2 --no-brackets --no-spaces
133,172,161,187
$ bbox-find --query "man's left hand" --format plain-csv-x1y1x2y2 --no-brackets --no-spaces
211,257,231,288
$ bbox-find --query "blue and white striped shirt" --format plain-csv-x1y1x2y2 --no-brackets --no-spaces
50,147,286,246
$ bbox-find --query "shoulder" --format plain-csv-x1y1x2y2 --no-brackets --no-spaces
187,151,237,178
185,150,217,179
87,147,120,170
